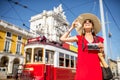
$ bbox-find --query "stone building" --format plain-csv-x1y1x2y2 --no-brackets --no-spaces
117,58,120,76
108,59,117,76
29,4,70,43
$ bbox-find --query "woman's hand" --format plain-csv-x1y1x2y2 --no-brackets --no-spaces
60,20,79,42
98,42,104,53
98,42,104,48
71,20,81,29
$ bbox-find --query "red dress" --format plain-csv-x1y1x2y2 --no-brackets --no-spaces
75,35,103,80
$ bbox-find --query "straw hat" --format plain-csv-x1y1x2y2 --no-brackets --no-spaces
74,13,101,35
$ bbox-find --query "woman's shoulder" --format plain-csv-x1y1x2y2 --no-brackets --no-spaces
96,36,104,42
76,35,84,41
96,36,104,39
76,35,83,39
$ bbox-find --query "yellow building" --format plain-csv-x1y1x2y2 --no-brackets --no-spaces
0,20,35,78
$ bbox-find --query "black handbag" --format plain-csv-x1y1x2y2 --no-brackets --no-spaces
102,67,113,80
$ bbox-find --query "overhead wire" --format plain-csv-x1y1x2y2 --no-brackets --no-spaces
8,0,39,14
5,0,99,37
90,1,97,13
58,0,96,19
103,0,120,32
59,0,77,17
1,0,38,24
0,16,28,22
0,7,12,17
7,0,41,36
66,1,93,10
53,0,97,34
7,0,62,37
8,0,28,28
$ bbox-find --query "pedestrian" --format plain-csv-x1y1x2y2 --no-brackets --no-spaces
60,13,104,80
15,71,18,80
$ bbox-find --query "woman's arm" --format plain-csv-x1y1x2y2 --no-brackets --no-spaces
98,41,108,67
98,52,108,68
98,42,104,53
60,21,79,42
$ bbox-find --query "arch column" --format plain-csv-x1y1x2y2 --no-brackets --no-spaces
7,57,14,74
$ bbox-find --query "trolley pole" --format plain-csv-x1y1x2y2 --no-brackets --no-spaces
99,0,108,60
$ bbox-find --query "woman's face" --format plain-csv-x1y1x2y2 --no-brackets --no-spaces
83,19,94,29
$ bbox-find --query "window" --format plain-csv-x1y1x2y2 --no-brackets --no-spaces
4,40,10,52
45,50,54,64
34,48,43,62
25,48,32,63
59,53,64,67
16,43,21,54
71,56,74,68
6,32,11,37
65,54,69,67
4,32,12,52
18,36,22,41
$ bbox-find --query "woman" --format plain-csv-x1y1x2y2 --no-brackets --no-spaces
60,13,104,80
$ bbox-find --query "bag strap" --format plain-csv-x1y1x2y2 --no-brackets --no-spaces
82,36,85,51
94,36,99,43
82,36,99,51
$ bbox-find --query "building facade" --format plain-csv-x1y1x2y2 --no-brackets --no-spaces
108,59,117,76
117,58,120,76
0,20,35,78
29,4,70,43
108,58,120,79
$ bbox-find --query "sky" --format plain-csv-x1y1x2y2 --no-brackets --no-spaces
0,0,120,60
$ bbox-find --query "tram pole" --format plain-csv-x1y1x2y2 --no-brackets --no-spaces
99,0,108,60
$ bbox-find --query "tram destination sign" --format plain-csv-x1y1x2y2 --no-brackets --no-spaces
28,37,41,43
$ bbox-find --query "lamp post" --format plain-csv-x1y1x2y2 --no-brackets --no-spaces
99,0,108,61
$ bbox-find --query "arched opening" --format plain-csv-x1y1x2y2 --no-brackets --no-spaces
13,58,20,64
0,56,9,67
12,58,20,76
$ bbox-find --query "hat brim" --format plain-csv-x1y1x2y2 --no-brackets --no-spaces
74,13,101,35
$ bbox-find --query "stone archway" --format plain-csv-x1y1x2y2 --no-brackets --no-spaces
13,58,20,64
12,58,20,77
0,56,9,67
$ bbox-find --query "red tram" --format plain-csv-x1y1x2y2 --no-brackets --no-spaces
21,36,77,80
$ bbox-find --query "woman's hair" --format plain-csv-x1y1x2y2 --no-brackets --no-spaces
81,19,96,36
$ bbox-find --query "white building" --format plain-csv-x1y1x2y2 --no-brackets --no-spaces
29,4,70,43
117,58,120,75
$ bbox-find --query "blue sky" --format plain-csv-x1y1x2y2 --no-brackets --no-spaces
0,0,120,60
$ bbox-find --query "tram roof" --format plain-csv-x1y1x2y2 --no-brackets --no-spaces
26,36,78,53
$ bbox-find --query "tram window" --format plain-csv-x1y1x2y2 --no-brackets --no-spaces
59,53,64,66
34,48,43,62
45,50,54,64
46,52,48,63
65,54,69,67
38,50,43,61
71,56,74,68
26,52,31,63
75,57,77,68
25,48,32,63
34,54,38,62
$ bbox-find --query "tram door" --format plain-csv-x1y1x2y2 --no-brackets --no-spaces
45,50,54,80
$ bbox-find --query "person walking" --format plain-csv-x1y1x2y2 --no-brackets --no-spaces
60,13,104,80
